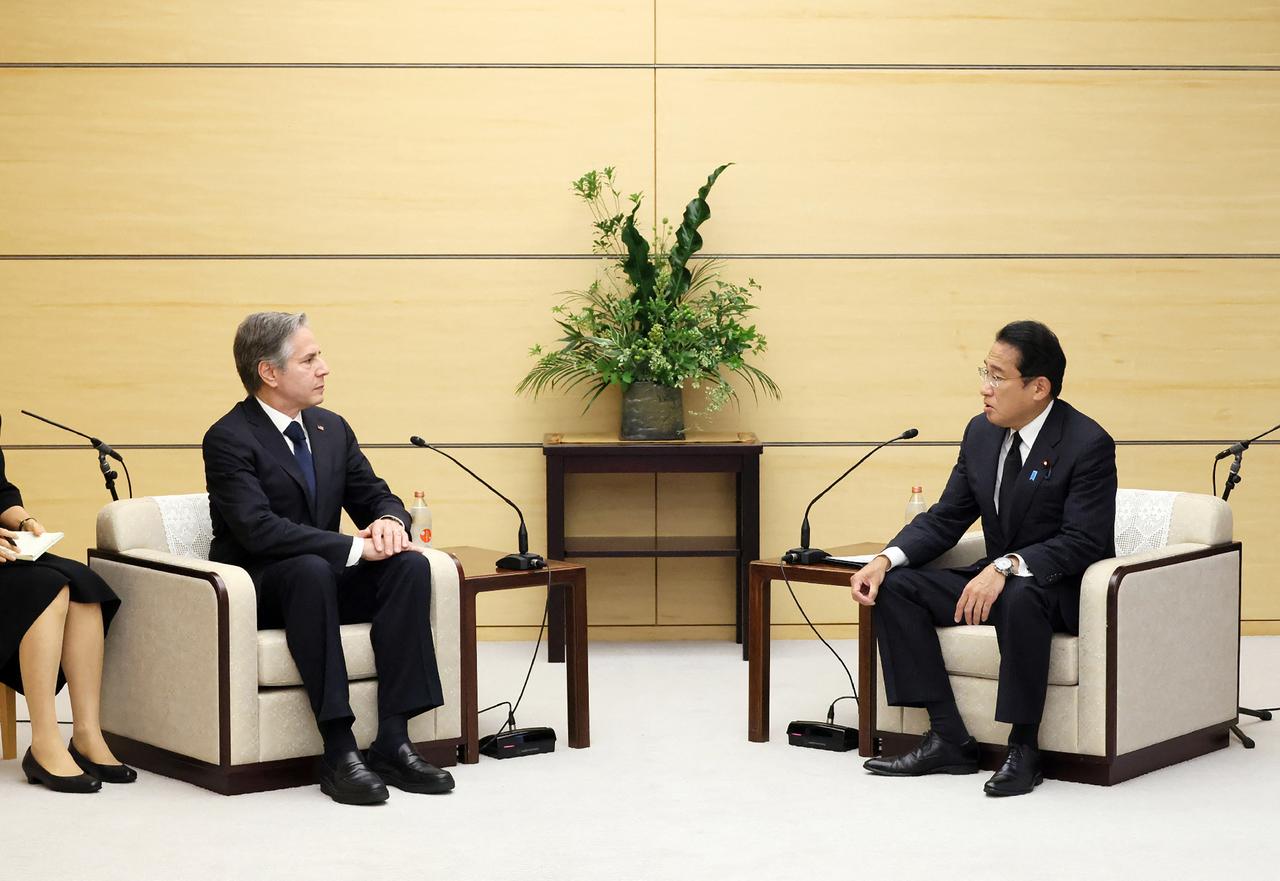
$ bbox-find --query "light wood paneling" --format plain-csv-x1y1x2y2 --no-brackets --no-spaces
0,69,652,254
8,259,1275,447
1,259,628,445
0,1,651,64
657,2,1280,66
657,71,1280,253
656,558,737,625
671,259,1280,443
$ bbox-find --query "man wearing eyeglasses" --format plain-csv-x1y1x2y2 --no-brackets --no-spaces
850,320,1116,796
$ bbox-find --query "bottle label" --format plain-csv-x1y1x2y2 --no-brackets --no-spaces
419,527,432,545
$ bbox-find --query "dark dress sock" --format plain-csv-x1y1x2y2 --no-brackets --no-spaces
373,713,410,754
321,718,357,762
1009,722,1039,749
927,700,971,744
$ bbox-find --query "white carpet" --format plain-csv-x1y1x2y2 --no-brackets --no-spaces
4,637,1278,880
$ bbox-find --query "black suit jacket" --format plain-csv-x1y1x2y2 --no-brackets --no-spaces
203,396,411,581
888,399,1116,609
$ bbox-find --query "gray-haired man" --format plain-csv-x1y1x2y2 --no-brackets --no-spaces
203,312,453,804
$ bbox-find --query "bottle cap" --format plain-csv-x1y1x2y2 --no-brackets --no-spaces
414,490,425,498
911,486,923,494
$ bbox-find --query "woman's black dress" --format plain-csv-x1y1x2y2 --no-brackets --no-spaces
0,446,119,694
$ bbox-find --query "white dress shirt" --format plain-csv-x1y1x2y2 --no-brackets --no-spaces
256,398,363,567
881,400,1054,577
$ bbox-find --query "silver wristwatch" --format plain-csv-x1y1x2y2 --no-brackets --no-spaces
993,556,1016,577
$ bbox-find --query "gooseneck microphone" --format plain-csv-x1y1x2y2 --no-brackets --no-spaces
409,436,546,571
783,428,919,565
21,409,132,501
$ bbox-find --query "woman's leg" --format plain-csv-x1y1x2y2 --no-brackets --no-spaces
18,585,80,776
62,600,120,765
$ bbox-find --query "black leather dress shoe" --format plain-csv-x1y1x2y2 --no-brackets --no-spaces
22,748,101,793
69,739,138,784
367,742,455,794
319,750,389,805
984,743,1043,796
863,729,980,777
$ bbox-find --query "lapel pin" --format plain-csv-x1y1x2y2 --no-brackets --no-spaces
317,424,325,431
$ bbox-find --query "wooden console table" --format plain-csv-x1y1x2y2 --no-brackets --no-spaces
544,433,763,661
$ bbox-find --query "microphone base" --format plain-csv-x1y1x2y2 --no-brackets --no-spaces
782,547,830,565
496,552,547,571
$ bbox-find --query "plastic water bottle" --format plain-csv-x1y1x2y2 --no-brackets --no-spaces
410,491,433,547
905,485,926,525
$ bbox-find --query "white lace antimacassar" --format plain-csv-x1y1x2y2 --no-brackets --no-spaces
154,493,214,561
1114,489,1177,556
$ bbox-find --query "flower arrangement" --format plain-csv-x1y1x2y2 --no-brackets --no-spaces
517,164,779,434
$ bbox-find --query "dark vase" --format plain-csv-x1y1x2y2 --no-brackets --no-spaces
620,382,685,440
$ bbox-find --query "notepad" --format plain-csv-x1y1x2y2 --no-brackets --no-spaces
10,531,63,561
821,553,878,569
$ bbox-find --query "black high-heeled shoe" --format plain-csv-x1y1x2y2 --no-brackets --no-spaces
69,739,138,784
22,748,101,793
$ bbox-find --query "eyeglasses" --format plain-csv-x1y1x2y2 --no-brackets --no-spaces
977,366,1031,389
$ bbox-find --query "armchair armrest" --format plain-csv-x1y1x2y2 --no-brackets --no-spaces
414,548,462,742
1076,542,1241,757
89,549,261,766
924,531,986,570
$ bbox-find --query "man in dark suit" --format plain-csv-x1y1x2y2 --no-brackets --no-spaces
203,311,453,805
851,320,1116,796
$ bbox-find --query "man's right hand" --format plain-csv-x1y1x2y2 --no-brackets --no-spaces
850,554,891,606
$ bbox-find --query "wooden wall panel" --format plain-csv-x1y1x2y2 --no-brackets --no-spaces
657,1,1280,66
656,71,1280,254
0,69,653,254
0,1,651,64
1,259,625,445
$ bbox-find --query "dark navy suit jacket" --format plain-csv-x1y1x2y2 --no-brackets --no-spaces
886,399,1117,629
202,396,411,583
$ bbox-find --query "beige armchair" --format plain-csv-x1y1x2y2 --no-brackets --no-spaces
89,494,461,795
866,489,1241,785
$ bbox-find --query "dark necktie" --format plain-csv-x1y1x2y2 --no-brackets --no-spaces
998,430,1023,530
283,421,317,499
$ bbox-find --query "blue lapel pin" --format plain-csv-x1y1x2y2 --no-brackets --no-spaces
1029,470,1038,481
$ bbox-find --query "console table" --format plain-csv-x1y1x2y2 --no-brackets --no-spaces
544,433,763,660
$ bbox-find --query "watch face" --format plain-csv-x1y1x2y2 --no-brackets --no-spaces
995,558,1012,574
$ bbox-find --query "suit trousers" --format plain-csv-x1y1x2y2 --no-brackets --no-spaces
874,566,1076,725
254,551,444,726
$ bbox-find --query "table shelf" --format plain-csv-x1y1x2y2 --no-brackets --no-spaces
564,535,740,558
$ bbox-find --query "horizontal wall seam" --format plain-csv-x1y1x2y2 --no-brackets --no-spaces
5,441,1275,452
2,63,1278,72
3,254,1279,261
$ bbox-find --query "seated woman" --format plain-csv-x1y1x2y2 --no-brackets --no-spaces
1,446,136,792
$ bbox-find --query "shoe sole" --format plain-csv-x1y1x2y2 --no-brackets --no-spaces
865,763,980,778
984,772,1044,797
320,778,390,805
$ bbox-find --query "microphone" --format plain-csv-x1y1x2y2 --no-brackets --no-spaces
1215,441,1250,462
783,428,919,565
409,436,546,571
21,409,130,501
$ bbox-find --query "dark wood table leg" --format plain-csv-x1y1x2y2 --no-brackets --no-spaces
858,606,877,757
737,455,761,660
747,564,772,742
563,570,590,749
547,581,566,664
545,455,567,664
459,580,480,764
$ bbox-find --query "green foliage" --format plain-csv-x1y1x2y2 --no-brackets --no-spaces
517,166,781,414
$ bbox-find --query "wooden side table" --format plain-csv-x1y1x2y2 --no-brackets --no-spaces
746,543,883,756
447,546,590,764
544,432,763,661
